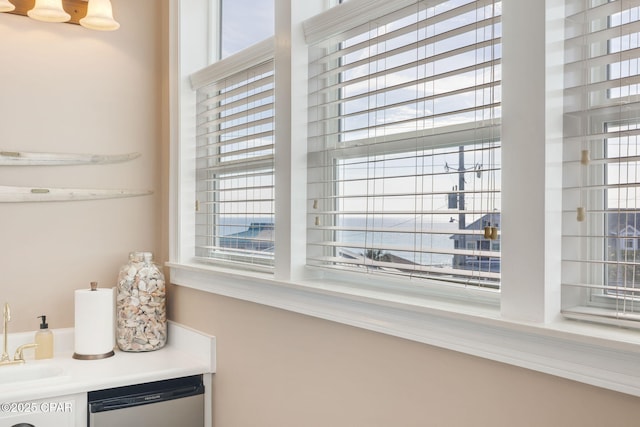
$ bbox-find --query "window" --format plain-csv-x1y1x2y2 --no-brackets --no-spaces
307,0,502,287
220,0,274,58
193,43,275,271
171,0,640,398
624,238,636,250
563,0,640,326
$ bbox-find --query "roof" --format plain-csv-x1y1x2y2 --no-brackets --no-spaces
461,213,501,231
219,223,274,251
450,213,501,240
608,211,640,235
617,224,640,237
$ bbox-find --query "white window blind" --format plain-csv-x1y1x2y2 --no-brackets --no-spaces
563,0,640,326
306,0,502,287
194,53,275,271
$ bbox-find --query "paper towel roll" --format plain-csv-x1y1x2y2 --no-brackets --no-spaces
73,286,115,360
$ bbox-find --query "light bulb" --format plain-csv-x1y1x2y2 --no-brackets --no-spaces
27,0,71,23
79,0,119,31
0,0,15,13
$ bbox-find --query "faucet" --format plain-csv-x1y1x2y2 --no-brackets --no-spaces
0,303,38,366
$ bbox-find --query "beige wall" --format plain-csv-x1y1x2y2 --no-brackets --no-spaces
0,0,164,332
170,286,640,427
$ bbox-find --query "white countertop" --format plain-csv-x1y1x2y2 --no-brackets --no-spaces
0,321,216,402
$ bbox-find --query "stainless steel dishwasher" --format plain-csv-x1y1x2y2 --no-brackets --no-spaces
88,374,204,427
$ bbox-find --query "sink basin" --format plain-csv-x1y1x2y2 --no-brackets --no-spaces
0,362,65,384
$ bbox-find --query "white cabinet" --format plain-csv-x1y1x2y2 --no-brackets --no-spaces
0,393,86,427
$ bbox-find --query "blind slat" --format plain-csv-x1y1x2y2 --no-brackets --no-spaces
308,122,501,157
198,73,274,105
200,122,274,145
198,93,274,124
310,58,501,109
197,131,274,152
307,255,501,281
198,155,274,175
312,224,490,236
308,240,500,258
308,103,501,145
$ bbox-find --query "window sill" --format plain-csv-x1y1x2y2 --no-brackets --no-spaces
168,262,640,397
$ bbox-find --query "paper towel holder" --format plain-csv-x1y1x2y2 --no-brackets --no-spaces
72,281,115,360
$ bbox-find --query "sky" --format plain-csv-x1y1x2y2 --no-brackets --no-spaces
221,0,274,58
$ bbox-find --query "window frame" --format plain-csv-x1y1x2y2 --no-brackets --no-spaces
563,114,640,325
307,139,503,286
168,0,640,399
192,47,276,271
561,0,640,324
305,0,503,288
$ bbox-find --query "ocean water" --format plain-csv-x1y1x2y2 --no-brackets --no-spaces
335,216,457,267
220,215,459,267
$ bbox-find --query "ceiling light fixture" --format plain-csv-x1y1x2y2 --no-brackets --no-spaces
0,0,119,31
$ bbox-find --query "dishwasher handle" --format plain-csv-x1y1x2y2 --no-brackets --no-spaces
90,382,204,413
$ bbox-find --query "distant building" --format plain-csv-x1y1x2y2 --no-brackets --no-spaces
615,225,640,251
330,246,424,279
605,211,640,289
607,210,640,256
219,222,274,252
450,213,500,273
